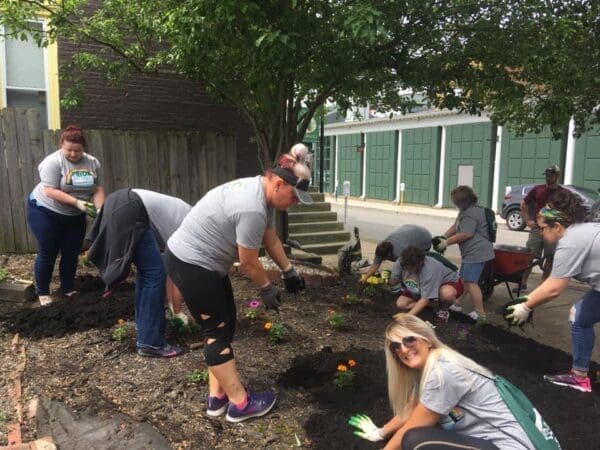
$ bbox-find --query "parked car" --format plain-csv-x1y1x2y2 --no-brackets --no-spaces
500,184,600,231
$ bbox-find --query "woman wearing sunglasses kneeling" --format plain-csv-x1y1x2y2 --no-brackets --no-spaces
350,314,537,449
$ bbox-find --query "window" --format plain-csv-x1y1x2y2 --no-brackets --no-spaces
1,21,59,129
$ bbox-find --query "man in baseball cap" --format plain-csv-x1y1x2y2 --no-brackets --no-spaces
517,164,563,292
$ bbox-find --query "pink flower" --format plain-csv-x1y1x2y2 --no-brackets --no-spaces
248,299,261,309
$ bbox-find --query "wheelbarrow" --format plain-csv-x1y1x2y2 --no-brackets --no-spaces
479,245,537,301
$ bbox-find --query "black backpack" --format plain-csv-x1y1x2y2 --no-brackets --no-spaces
482,207,497,243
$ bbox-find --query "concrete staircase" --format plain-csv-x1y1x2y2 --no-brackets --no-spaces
288,191,350,255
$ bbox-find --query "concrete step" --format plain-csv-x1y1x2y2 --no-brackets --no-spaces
290,201,331,213
289,221,344,233
288,211,338,223
290,230,351,246
298,241,348,255
309,192,325,202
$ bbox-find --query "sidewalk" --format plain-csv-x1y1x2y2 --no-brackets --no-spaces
319,200,600,364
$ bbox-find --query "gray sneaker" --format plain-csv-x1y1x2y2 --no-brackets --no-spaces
225,390,277,423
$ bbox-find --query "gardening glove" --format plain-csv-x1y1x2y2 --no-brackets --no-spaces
260,283,282,312
75,199,97,218
168,302,189,326
432,236,447,254
282,266,306,294
503,296,532,326
348,414,384,442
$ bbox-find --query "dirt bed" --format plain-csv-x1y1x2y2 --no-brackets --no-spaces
1,255,600,449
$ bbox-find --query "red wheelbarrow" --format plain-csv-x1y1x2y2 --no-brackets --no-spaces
479,245,535,301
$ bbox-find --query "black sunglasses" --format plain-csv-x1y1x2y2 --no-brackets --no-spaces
389,336,418,353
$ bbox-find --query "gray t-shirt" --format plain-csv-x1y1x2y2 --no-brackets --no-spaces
31,149,102,215
167,176,274,276
455,205,495,263
393,256,459,299
132,189,191,249
421,357,534,450
374,224,432,264
551,222,600,290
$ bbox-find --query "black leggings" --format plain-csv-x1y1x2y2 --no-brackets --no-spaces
165,249,236,366
402,427,499,450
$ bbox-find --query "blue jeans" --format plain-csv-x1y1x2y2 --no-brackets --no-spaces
27,199,86,295
133,228,167,349
570,289,600,372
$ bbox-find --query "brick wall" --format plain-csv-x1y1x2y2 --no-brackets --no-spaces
57,40,261,178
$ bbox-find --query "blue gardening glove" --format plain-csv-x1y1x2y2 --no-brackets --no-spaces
348,414,384,442
432,236,447,254
503,296,533,326
282,266,306,294
75,200,97,218
260,283,282,311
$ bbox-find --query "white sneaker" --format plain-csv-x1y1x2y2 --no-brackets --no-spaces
449,304,463,313
38,295,54,306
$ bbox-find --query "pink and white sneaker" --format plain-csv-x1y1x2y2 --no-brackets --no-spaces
544,371,592,393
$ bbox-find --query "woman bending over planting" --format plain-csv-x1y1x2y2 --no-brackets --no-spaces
165,144,310,422
505,188,600,393
349,314,558,449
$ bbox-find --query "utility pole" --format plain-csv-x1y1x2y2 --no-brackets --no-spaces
319,109,325,193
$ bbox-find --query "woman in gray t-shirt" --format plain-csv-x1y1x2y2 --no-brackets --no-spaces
26,125,105,306
349,315,553,449
506,188,599,393
438,186,494,323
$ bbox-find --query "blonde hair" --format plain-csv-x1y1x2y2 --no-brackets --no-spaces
384,314,492,419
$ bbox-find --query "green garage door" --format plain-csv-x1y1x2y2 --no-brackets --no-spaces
337,134,363,196
572,130,600,191
366,131,396,200
402,127,441,205
443,123,496,208
497,128,565,209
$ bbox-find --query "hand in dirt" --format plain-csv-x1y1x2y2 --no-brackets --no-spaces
503,296,532,326
260,283,282,312
348,414,384,442
282,267,306,294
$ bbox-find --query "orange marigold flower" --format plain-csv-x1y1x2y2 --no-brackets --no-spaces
337,364,348,372
348,359,357,367
264,322,273,330
117,319,125,325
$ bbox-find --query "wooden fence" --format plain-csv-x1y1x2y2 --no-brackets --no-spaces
0,108,237,253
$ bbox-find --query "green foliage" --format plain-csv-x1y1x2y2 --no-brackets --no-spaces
169,317,199,335
0,412,9,424
362,285,377,297
111,324,129,342
188,369,209,384
0,267,10,283
334,367,355,389
343,293,362,306
265,322,285,343
327,310,345,330
2,0,598,161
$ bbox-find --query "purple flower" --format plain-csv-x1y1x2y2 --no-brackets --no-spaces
248,299,261,309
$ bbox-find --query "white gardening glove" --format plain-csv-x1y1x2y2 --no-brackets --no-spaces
168,302,189,326
433,236,448,253
504,300,532,326
74,199,97,217
348,414,384,442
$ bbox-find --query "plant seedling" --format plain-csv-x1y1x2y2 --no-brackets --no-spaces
112,320,129,342
188,369,209,384
264,321,285,343
334,362,356,388
327,309,345,330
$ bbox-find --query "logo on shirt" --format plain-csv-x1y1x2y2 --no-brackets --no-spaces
439,407,465,430
66,169,96,188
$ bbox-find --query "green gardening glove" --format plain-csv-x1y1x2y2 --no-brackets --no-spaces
348,414,384,442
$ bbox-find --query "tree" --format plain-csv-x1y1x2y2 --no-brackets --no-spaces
2,0,598,164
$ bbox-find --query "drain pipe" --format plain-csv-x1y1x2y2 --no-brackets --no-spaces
564,118,576,185
434,126,446,208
